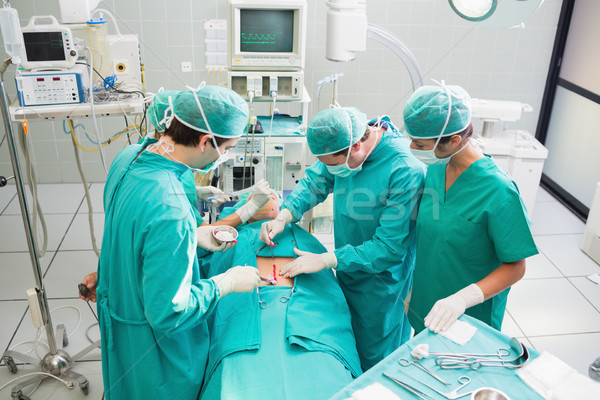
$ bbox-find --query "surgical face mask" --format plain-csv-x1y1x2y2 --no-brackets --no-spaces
409,81,466,166
199,137,229,172
326,128,379,177
410,138,468,166
147,137,227,175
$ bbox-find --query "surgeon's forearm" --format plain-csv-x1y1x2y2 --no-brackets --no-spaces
476,259,526,301
206,213,243,228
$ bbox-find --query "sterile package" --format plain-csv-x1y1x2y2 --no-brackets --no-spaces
349,383,402,400
516,351,600,400
439,319,477,346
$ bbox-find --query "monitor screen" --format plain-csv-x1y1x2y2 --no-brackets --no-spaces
23,32,66,62
240,9,294,53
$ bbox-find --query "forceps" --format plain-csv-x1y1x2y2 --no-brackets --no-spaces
382,373,434,400
398,370,473,400
257,288,268,309
280,286,295,303
398,357,449,385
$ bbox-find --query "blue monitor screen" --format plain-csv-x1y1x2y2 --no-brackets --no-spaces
240,9,294,53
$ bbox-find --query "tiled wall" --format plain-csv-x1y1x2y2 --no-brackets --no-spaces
0,0,563,183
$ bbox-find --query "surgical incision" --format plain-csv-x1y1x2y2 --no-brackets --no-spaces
256,256,294,287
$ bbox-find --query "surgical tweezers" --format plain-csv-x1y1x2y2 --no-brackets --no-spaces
382,373,435,400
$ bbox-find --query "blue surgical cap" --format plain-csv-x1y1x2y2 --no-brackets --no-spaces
148,90,178,132
403,84,472,139
172,85,249,138
307,107,368,156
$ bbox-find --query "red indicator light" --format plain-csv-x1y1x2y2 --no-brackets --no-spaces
37,78,44,82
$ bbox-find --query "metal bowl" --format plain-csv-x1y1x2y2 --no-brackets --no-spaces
471,387,510,400
212,225,238,244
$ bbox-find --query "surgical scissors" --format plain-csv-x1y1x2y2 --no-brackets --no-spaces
398,357,450,385
435,338,530,370
398,370,473,400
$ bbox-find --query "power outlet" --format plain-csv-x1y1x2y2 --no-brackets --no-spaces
181,61,192,72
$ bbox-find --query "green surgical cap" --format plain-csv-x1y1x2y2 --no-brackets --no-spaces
172,85,249,138
307,107,368,156
403,84,472,139
148,90,178,132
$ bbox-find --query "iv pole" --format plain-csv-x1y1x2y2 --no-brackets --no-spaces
0,59,98,399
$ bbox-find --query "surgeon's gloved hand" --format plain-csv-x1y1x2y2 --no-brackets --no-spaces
280,248,337,278
259,208,293,246
196,186,230,206
196,224,237,252
235,179,271,223
424,283,484,333
210,266,260,299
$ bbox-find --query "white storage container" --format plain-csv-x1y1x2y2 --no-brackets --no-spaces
476,130,548,217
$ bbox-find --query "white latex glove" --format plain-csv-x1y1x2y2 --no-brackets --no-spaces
210,266,260,298
196,224,236,252
424,283,484,333
235,179,271,223
196,186,230,206
280,248,337,278
259,208,293,246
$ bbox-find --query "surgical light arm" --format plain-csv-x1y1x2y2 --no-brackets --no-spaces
325,0,423,91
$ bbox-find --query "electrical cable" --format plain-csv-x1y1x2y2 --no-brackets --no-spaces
63,120,137,151
68,119,101,257
85,323,99,344
50,305,83,339
0,372,74,393
84,48,109,175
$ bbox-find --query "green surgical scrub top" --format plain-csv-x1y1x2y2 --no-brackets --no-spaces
97,138,219,399
408,156,538,334
282,118,426,370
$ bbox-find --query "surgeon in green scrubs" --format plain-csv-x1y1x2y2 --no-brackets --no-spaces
262,107,425,371
405,83,538,334
96,85,261,399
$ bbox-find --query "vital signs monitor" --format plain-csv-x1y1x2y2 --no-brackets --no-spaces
20,16,78,70
228,0,306,71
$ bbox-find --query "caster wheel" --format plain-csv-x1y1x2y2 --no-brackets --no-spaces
5,357,17,374
80,381,90,395
18,394,30,400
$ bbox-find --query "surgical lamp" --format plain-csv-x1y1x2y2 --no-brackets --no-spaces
448,0,497,22
325,0,423,91
448,0,546,28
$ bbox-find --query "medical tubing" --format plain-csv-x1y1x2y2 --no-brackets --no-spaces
91,8,123,37
269,92,277,138
69,120,101,257
17,123,48,258
242,92,255,187
366,24,424,91
86,47,109,174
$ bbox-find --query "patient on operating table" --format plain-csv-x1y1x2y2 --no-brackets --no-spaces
199,191,362,400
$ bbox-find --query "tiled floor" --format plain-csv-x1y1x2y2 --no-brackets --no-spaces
0,183,599,399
